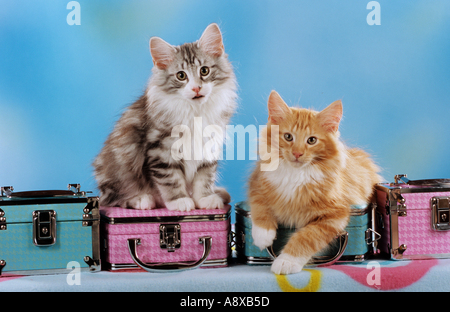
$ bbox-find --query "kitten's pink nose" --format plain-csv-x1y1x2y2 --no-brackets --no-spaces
293,152,303,159
192,86,201,93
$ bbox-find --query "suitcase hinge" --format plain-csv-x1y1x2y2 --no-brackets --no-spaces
393,244,407,257
236,231,245,249
82,214,94,226
84,256,101,272
392,192,407,216
0,208,5,230
82,197,99,226
0,260,5,275
397,203,407,216
431,197,450,231
159,224,181,252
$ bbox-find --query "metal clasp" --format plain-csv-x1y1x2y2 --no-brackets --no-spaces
431,197,450,231
159,224,181,252
33,210,56,246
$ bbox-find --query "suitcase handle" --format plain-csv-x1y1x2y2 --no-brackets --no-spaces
127,236,212,273
265,231,348,267
4,190,75,198
1,184,88,198
394,174,450,186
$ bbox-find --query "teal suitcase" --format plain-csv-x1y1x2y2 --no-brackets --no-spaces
0,185,101,276
235,201,379,264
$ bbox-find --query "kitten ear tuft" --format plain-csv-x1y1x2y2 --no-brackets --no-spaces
199,23,224,57
267,91,290,124
317,100,343,133
149,37,176,70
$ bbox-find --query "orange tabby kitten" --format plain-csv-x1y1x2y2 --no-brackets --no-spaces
248,91,381,274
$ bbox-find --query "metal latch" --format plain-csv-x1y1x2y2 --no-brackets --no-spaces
33,210,56,246
159,224,181,252
431,197,450,231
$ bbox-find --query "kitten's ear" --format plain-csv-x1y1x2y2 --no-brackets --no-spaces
149,37,176,70
317,100,343,133
198,23,224,57
267,91,290,124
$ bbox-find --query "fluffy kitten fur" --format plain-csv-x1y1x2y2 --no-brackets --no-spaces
94,24,237,211
249,91,380,274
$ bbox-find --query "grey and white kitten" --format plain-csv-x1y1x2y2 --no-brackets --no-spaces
93,23,237,211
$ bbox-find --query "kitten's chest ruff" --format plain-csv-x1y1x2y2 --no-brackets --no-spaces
183,159,205,183
264,163,325,200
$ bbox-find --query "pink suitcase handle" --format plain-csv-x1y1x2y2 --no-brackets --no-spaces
266,231,348,267
127,236,212,273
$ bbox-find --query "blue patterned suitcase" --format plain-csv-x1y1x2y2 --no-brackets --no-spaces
235,201,379,264
0,185,100,276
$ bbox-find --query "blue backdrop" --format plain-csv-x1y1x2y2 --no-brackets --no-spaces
1,1,450,213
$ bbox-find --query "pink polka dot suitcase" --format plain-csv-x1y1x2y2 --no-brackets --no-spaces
100,205,231,272
376,174,450,260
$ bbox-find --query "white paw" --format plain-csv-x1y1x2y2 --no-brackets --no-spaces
271,253,309,275
251,224,276,250
128,194,156,210
197,194,224,209
166,197,195,212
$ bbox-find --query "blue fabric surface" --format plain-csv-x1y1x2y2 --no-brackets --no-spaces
2,258,450,292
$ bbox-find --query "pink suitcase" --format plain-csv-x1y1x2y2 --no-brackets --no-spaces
376,174,450,260
100,205,231,272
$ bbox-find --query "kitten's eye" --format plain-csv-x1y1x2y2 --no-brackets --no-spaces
200,66,210,76
284,133,293,142
176,71,187,81
307,136,317,145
